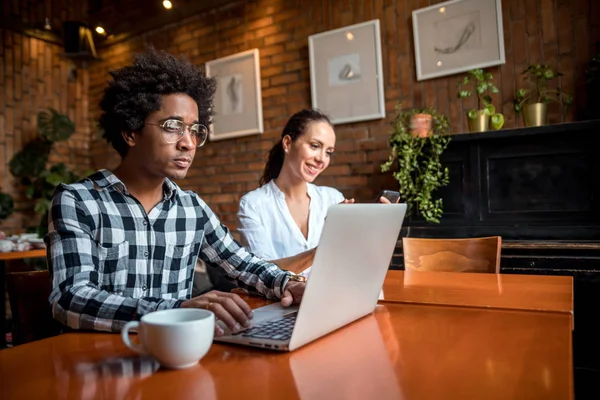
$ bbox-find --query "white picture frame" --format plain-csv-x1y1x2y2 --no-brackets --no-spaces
308,19,385,125
412,0,506,81
205,48,263,141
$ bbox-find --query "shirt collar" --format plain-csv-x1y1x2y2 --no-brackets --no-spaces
91,169,177,200
267,179,315,199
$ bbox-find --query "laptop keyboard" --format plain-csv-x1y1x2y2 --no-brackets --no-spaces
234,312,297,341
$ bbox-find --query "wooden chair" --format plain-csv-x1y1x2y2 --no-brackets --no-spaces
5,270,60,345
402,236,502,273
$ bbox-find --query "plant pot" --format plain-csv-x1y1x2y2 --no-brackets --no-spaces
467,110,489,132
410,113,432,137
523,103,547,127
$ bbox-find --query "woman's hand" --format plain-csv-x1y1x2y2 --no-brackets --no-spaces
180,290,253,336
379,196,400,204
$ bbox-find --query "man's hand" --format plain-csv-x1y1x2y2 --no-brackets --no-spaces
180,290,253,336
340,198,355,204
281,281,306,307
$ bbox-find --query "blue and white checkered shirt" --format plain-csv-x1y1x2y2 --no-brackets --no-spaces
46,170,290,332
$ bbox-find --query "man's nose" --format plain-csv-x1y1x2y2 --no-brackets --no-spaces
177,128,195,150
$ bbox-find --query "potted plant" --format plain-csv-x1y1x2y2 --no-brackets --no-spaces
381,106,451,223
513,64,573,126
0,191,14,222
9,109,87,236
457,68,504,132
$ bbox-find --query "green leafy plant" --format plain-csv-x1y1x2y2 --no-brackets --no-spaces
457,68,504,130
381,106,451,223
9,108,86,235
0,192,14,221
513,64,573,112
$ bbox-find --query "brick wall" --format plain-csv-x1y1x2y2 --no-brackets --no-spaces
88,0,600,235
3,0,599,235
0,33,91,233
0,0,93,232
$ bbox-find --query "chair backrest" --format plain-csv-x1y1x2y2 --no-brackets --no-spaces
402,236,502,273
5,270,60,345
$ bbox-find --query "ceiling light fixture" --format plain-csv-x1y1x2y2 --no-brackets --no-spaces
95,26,106,35
163,0,173,9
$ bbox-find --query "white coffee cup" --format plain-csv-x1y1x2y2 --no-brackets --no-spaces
121,308,214,369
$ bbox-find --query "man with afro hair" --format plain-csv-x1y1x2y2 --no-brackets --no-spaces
45,48,305,336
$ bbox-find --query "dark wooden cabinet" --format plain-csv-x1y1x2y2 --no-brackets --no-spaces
400,119,600,239
389,120,600,398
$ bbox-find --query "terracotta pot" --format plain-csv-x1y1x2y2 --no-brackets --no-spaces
410,114,432,137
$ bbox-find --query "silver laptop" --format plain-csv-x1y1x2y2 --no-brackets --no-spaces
215,203,407,351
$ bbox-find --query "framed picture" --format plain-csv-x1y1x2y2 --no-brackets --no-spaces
412,0,506,81
308,19,385,125
205,48,263,141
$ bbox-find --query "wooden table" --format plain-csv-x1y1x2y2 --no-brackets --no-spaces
0,290,573,399
381,270,574,316
0,249,47,348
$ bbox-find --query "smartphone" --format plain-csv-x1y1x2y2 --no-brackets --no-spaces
376,190,400,203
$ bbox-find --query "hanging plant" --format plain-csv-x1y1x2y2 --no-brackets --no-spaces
381,106,451,223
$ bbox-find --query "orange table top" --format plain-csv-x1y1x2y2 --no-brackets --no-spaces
0,249,46,261
381,270,574,315
0,293,573,399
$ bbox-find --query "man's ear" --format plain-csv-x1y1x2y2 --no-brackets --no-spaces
122,131,136,147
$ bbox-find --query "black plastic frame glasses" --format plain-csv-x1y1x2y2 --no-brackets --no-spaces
146,119,209,147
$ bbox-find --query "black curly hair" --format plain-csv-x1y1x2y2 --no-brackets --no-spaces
99,47,216,157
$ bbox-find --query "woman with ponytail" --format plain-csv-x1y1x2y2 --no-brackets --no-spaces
237,109,353,277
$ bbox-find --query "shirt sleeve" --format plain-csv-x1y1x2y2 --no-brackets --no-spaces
198,199,289,299
46,187,182,333
332,188,345,204
237,198,278,260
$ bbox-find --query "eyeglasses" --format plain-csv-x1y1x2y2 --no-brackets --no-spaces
146,119,209,147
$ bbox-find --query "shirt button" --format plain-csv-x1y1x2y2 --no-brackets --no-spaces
144,251,149,257
143,220,148,225
142,285,147,291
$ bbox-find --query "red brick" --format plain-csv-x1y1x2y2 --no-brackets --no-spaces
262,65,285,78
263,86,288,97
261,45,284,57
248,17,274,30
271,51,299,65
336,176,368,187
255,25,280,38
264,32,291,46
270,72,298,86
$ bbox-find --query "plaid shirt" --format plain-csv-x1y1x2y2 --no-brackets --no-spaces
46,170,290,332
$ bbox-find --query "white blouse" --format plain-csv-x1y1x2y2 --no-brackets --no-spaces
237,180,344,276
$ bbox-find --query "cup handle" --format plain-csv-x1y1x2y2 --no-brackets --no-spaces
121,321,146,354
